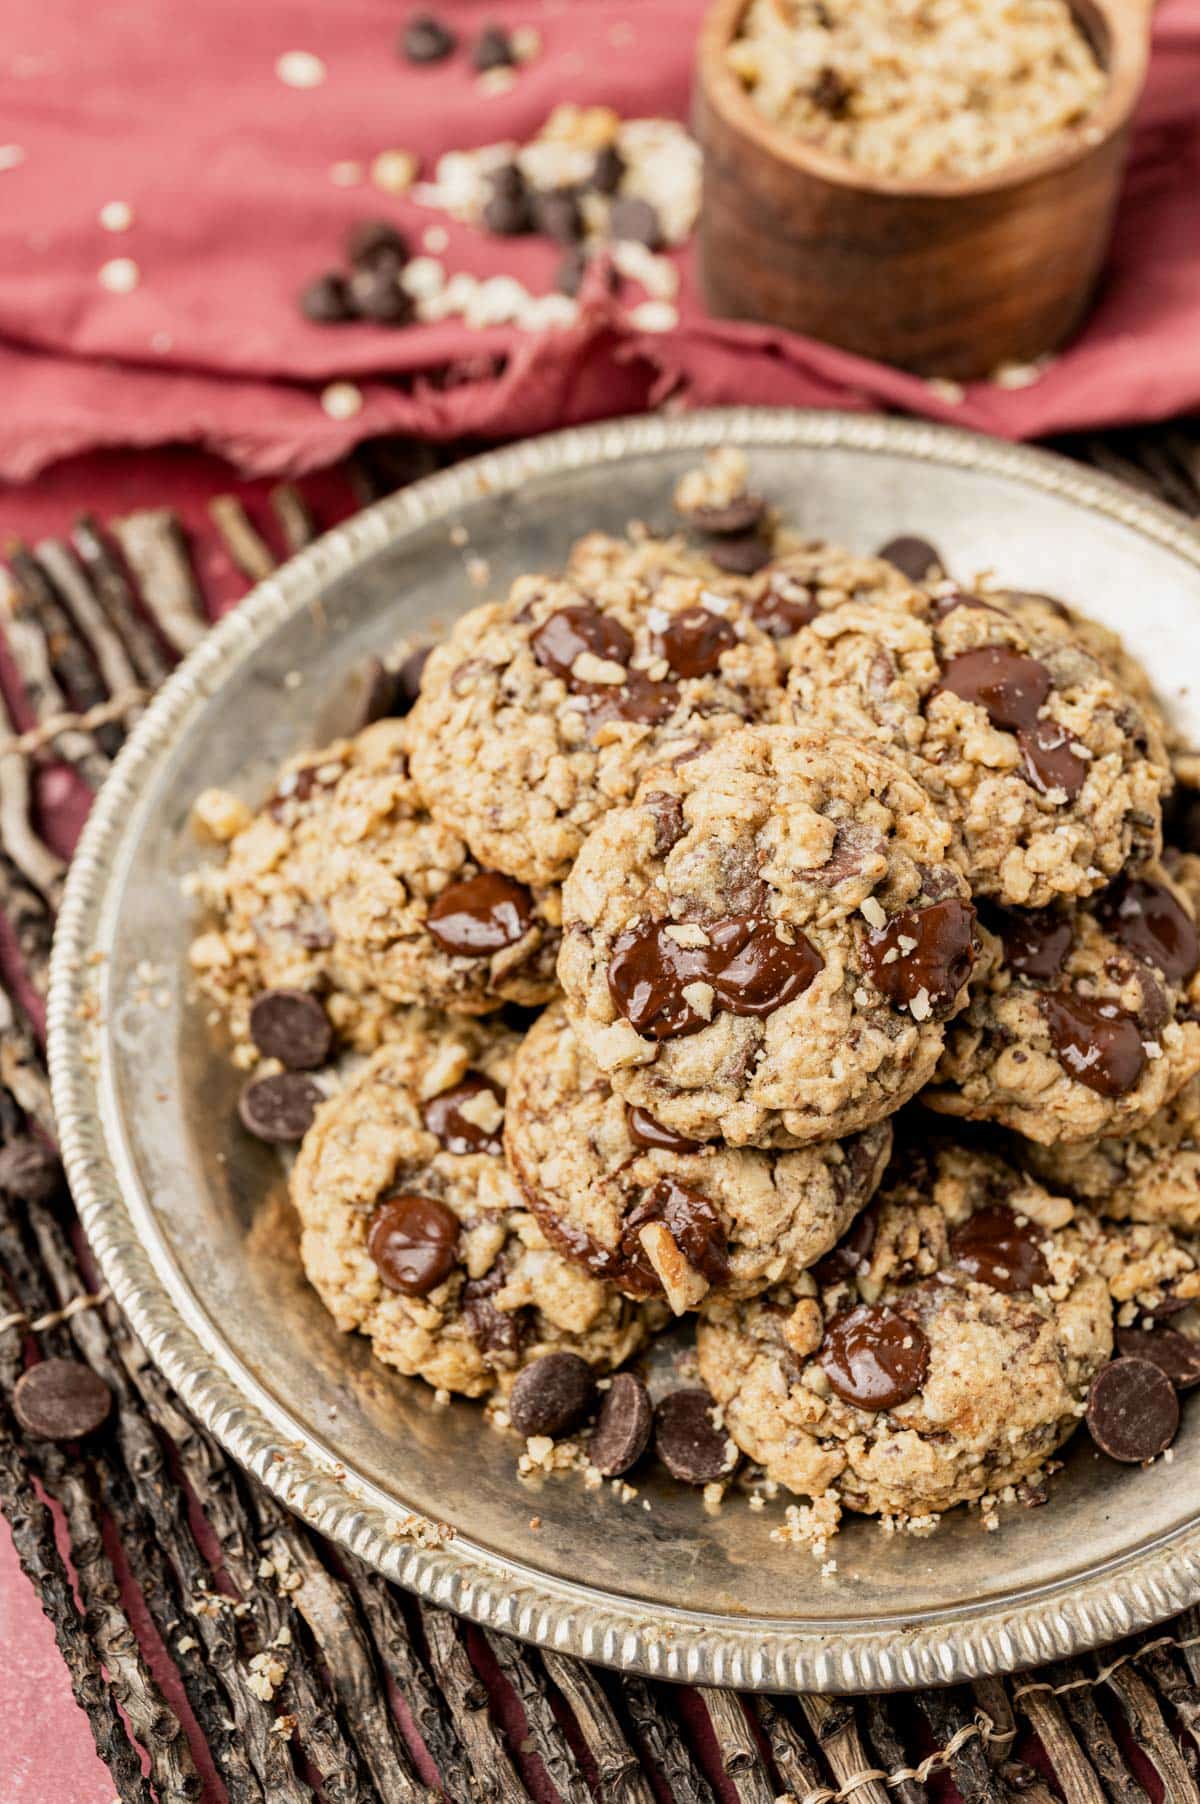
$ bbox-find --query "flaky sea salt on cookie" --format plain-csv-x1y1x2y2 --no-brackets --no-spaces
291,1010,658,1397
696,1139,1113,1518
558,724,979,1147
787,585,1169,908
505,1001,892,1312
407,544,785,887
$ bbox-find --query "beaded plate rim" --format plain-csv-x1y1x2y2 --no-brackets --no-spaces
47,407,1200,1693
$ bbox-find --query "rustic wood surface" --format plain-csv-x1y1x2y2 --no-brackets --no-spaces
0,424,1198,1803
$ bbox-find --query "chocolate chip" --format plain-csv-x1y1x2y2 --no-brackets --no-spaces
707,916,824,1016
876,535,945,582
813,1203,879,1287
654,1388,737,1484
811,64,851,116
1116,1325,1200,1389
609,924,707,1037
238,1073,322,1143
681,494,767,537
422,1073,505,1156
482,168,535,236
583,669,679,729
986,904,1073,981
708,532,771,576
396,645,432,710
346,219,410,271
531,604,632,681
299,272,353,324
0,1138,63,1203
626,1105,701,1152
1040,992,1146,1096
426,872,535,956
555,247,588,297
860,897,977,1017
651,605,737,679
608,914,824,1038
590,144,625,195
249,990,333,1070
620,1178,730,1289
819,1304,930,1410
348,267,414,325
369,1193,460,1296
470,24,514,70
461,1262,523,1363
1096,875,1199,984
749,570,819,637
805,820,883,887
508,1351,596,1438
1165,786,1200,857
643,790,685,856
937,646,1087,801
609,196,662,249
1086,1356,1179,1462
949,1205,1051,1294
401,12,457,62
13,1359,112,1442
589,1372,652,1477
534,188,583,245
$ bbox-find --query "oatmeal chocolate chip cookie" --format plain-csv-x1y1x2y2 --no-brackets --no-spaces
1023,1072,1200,1233
505,1002,892,1312
407,540,785,886
926,857,1200,1145
188,719,560,1059
787,585,1169,908
291,1011,657,1398
558,724,978,1147
696,1140,1114,1517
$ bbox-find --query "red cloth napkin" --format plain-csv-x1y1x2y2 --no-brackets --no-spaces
0,0,1197,479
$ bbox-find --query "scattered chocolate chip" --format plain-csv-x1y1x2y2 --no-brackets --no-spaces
1040,992,1146,1097
555,246,588,297
949,1205,1051,1294
589,1372,652,1477
860,898,977,1017
534,187,583,245
426,872,535,956
531,603,632,681
819,1304,930,1410
589,143,625,195
643,790,685,856
299,272,353,324
626,1105,701,1152
936,646,1087,800
1096,875,1199,983
654,1388,737,1485
680,494,767,537
1116,1325,1200,1390
0,1138,63,1203
422,1073,505,1156
620,1178,730,1289
488,161,527,199
13,1359,112,1442
609,196,662,249
509,1351,596,1438
876,535,944,582
749,569,819,638
708,532,771,576
470,23,514,70
369,1193,460,1295
986,904,1073,981
238,1072,322,1143
401,12,457,62
1086,1356,1179,1462
348,266,414,325
346,219,410,271
811,64,851,116
651,605,737,678
249,990,333,1070
482,165,534,235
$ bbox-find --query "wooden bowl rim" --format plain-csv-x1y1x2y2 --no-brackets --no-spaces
698,0,1150,199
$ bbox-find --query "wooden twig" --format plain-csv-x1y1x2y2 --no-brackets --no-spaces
270,484,319,554
618,1675,715,1804
799,1698,890,1804
1130,435,1200,517
110,511,207,658
72,515,174,687
0,984,56,1137
1137,1636,1200,1750
0,852,56,1017
0,676,67,906
862,1695,928,1804
1015,1689,1106,1804
540,1650,655,1804
35,539,143,724
1102,1663,1200,1803
7,543,116,753
750,1695,827,1802
919,1689,1006,1804
700,1689,778,1804
419,1604,528,1802
0,567,111,790
483,1631,593,1804
209,498,277,585
971,1678,1017,1769
1048,1662,1147,1804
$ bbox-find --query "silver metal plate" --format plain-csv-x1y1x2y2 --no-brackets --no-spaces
48,410,1200,1694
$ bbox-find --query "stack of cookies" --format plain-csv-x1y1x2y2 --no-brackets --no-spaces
189,447,1200,1539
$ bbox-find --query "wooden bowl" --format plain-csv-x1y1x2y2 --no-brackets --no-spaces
694,0,1150,379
